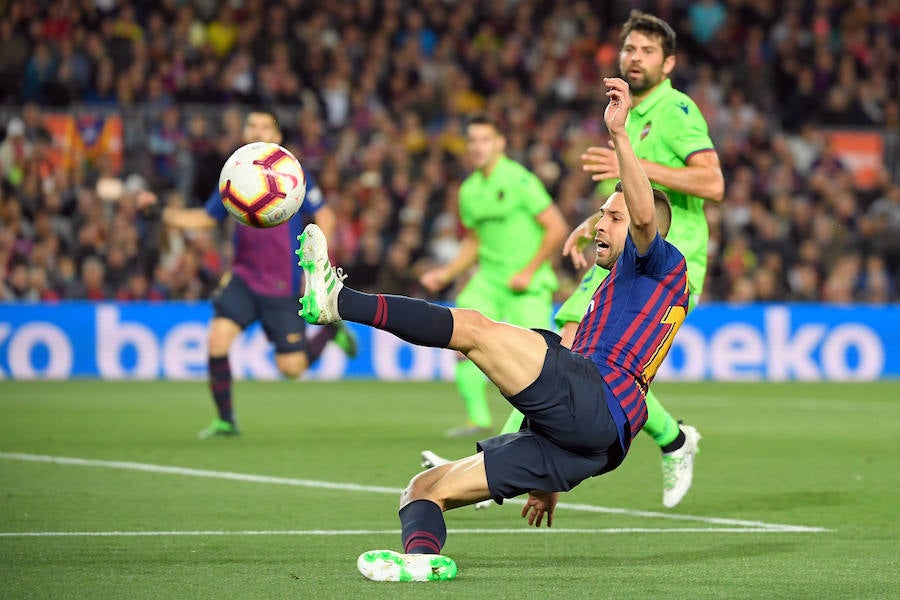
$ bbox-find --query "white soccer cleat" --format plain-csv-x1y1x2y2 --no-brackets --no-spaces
296,224,345,325
420,450,450,469
662,424,702,508
357,549,458,582
473,499,493,510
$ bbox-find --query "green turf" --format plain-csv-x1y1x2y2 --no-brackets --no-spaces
1,380,898,599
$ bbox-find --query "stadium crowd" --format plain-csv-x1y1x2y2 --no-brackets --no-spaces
1,0,899,304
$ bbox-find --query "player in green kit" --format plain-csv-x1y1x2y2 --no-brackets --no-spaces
420,114,568,437
422,11,724,509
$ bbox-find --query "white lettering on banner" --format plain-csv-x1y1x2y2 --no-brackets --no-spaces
820,324,884,380
765,308,826,381
96,305,159,379
308,345,347,380
710,324,765,381
372,330,438,380
229,327,278,380
658,306,885,381
6,322,73,379
162,323,208,380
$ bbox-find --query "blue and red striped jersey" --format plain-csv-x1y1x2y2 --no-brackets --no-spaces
572,231,689,453
205,171,325,297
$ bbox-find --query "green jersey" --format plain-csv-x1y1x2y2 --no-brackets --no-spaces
458,155,558,293
625,78,716,295
555,79,715,328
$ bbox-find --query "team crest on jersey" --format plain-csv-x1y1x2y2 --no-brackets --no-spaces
640,121,652,140
498,190,505,201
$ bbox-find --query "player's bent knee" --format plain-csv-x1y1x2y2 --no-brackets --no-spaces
449,308,496,353
276,353,308,379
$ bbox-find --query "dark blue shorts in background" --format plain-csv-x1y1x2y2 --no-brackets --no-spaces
477,329,623,504
211,273,306,354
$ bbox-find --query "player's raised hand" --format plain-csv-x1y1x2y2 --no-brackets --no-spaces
603,77,632,135
581,144,619,182
521,490,559,527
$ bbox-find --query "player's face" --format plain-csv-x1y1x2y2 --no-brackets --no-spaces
466,123,505,171
619,31,674,94
593,192,630,270
243,112,282,144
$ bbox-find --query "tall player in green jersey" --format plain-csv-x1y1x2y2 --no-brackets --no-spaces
556,11,723,508
420,114,568,437
424,11,724,509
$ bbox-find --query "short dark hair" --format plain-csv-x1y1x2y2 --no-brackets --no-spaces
246,107,281,131
614,181,672,237
620,10,677,58
465,113,502,134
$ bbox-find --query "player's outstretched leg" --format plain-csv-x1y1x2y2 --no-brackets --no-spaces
357,550,458,582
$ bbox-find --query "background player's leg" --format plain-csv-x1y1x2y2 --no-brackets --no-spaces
202,316,242,437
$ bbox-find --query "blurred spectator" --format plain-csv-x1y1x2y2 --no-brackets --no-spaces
0,0,897,305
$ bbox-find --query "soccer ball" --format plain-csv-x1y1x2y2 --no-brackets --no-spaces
218,142,306,228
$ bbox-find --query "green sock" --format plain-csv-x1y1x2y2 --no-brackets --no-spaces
499,408,525,434
642,388,680,448
456,360,491,428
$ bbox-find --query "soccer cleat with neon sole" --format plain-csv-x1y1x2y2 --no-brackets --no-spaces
197,418,239,439
295,224,345,325
357,549,458,582
662,424,701,508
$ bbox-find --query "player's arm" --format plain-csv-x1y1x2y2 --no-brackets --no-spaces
137,190,217,230
638,150,724,202
604,77,657,254
562,208,605,270
509,203,568,292
312,203,336,240
420,231,479,293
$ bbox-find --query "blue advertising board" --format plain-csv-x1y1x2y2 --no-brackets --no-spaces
0,302,897,381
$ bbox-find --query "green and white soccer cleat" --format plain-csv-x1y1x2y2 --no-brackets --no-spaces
357,549,458,582
662,424,702,508
295,224,345,325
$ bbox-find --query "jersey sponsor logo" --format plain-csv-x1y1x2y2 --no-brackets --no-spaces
640,121,652,140
677,102,689,115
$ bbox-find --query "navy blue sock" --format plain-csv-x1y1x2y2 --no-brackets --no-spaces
305,324,338,365
400,499,446,555
337,288,453,348
208,355,233,423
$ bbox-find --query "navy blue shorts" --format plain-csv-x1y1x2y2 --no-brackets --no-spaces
211,273,306,354
477,329,624,504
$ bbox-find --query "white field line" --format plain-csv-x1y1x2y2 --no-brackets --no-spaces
0,452,829,533
0,527,820,538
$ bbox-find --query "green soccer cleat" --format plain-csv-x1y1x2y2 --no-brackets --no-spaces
197,418,239,439
357,549,458,582
332,321,358,358
295,224,345,325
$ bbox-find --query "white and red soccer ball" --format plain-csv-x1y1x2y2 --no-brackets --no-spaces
218,142,306,228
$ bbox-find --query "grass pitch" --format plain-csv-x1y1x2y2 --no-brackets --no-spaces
1,380,898,599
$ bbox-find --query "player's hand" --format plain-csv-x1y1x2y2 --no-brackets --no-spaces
562,219,596,270
508,270,533,293
581,143,619,182
420,268,450,293
136,190,158,209
603,77,632,135
521,490,558,527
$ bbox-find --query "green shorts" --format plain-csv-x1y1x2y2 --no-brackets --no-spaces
457,272,555,330
554,264,702,329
